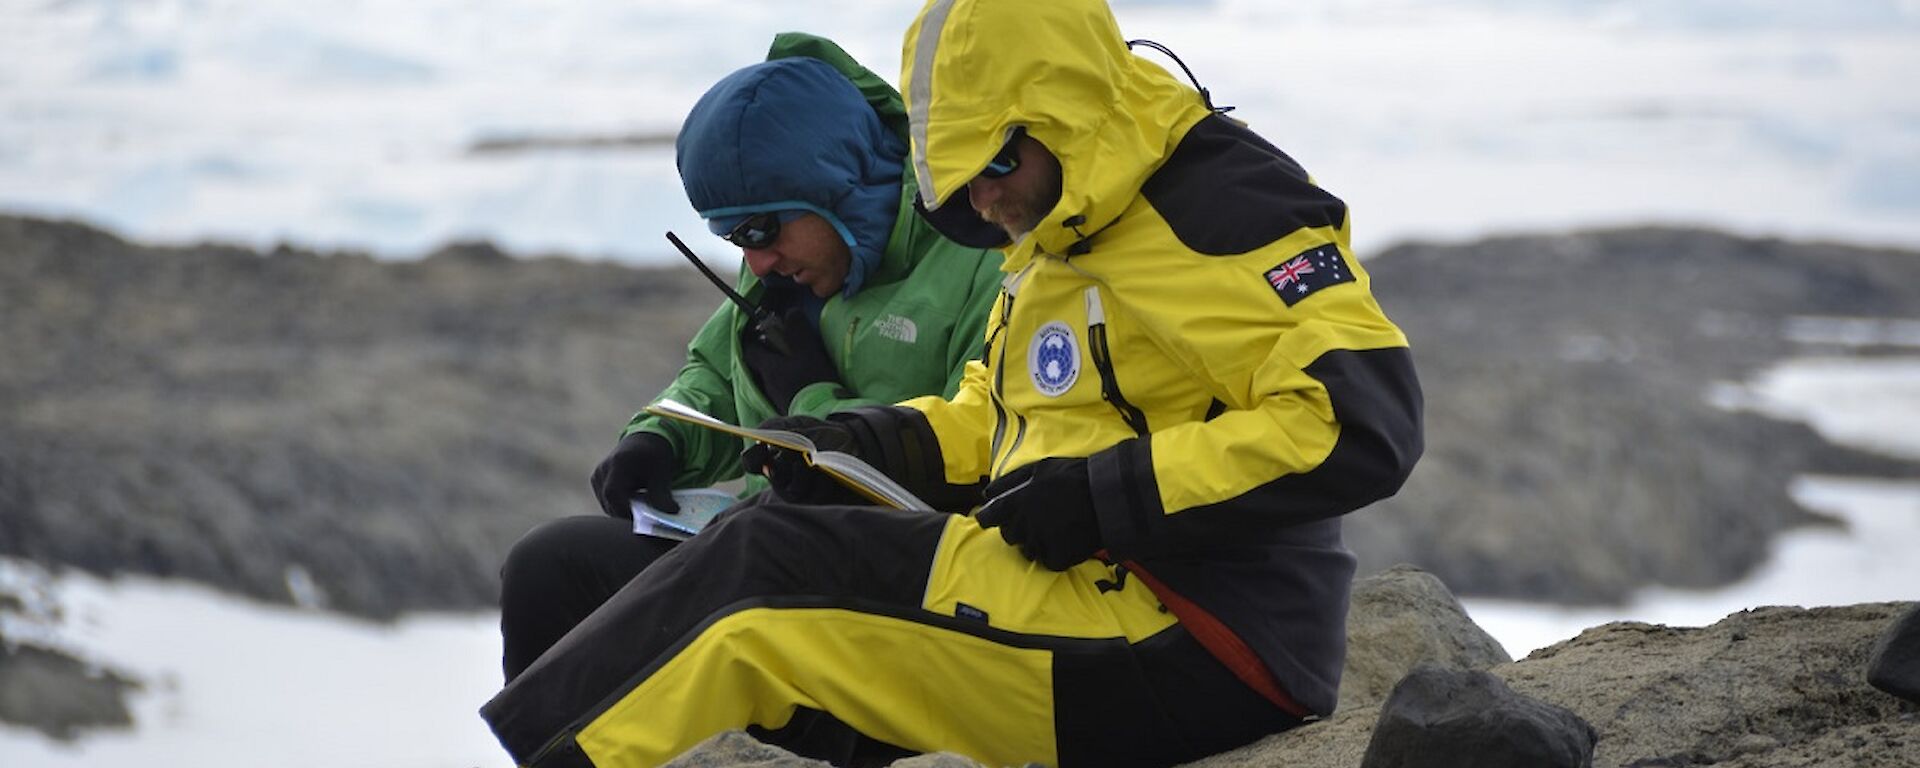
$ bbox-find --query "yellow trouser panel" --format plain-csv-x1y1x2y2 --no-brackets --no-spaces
576,607,1056,767
574,517,1180,767
923,515,1176,641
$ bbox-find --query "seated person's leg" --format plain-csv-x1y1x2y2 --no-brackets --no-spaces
484,503,1295,767
498,515,678,681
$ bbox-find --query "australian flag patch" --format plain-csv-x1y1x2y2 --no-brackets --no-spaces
1264,244,1355,307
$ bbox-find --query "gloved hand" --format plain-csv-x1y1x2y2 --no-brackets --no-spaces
740,306,840,415
590,432,678,518
741,415,869,505
975,458,1102,570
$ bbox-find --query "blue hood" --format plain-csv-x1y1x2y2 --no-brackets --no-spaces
677,57,906,298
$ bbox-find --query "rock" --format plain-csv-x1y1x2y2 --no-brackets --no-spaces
660,731,986,768
0,214,718,619
663,730,829,767
1357,228,1920,605
1359,666,1596,768
1340,565,1512,710
7,216,1919,622
1867,603,1920,703
1189,602,1919,768
1499,603,1916,766
0,640,140,741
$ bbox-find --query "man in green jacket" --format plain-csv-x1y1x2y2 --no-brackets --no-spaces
496,33,1002,681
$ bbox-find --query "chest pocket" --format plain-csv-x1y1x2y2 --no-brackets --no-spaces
840,303,955,404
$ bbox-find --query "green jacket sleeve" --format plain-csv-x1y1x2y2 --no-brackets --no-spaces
623,301,750,489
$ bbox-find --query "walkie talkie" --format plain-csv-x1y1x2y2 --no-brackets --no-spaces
665,231,791,356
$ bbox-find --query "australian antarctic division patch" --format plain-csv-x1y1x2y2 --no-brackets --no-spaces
1028,321,1080,397
1265,244,1356,307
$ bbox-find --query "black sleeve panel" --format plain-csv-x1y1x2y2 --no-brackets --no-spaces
834,405,988,512
1098,346,1423,560
1141,114,1350,256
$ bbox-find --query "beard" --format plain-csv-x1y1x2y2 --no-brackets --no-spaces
984,168,1064,240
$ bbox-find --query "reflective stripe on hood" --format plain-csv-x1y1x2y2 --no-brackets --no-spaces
901,0,1212,269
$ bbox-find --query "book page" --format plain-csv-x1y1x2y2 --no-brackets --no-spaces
646,398,932,512
648,398,816,454
812,452,932,511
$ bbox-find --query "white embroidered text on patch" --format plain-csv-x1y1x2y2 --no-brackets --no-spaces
1028,321,1080,397
873,314,918,344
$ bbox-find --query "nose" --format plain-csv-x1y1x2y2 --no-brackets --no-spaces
968,177,1002,215
742,248,779,277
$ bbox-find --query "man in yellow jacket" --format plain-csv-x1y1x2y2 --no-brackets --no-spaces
481,1,1422,764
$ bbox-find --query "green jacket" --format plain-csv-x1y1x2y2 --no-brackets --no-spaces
624,33,1003,493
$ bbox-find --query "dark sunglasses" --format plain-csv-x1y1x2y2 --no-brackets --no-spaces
724,212,783,249
980,130,1024,179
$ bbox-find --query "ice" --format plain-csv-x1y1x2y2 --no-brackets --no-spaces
2,0,1917,261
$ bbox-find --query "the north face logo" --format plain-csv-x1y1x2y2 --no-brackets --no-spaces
873,314,918,343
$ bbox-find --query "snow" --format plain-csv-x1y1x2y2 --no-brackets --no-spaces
3,0,1918,261
0,562,507,768
1464,474,1920,659
1468,355,1920,658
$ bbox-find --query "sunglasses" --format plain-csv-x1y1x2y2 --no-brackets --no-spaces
980,130,1024,179
724,212,784,250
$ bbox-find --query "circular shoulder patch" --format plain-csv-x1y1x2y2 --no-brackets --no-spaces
1028,321,1081,397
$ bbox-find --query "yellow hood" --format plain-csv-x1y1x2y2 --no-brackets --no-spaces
902,0,1214,266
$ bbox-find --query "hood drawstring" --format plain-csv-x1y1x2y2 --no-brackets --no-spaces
1126,39,1235,115
1063,214,1093,256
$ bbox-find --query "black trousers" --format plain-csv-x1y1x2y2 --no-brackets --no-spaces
497,512,921,766
498,515,679,681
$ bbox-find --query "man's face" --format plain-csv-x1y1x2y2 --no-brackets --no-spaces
737,213,852,298
966,134,1063,241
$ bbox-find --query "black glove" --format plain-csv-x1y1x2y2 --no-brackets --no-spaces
590,432,678,518
741,415,871,506
740,306,840,415
975,458,1103,570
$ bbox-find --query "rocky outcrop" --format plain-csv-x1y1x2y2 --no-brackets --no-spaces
1199,601,1918,768
2,217,1916,617
0,640,139,741
0,215,715,618
1357,228,1920,604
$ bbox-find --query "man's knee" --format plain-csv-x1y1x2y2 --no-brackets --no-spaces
503,517,597,584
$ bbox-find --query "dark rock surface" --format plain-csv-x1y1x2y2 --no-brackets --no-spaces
1357,228,1920,605
0,215,714,618
1500,603,1916,766
2,217,1916,617
0,640,140,741
1867,603,1920,705
1359,666,1596,768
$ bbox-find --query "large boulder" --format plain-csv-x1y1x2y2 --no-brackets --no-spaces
1339,564,1512,710
1867,603,1920,704
1359,666,1595,768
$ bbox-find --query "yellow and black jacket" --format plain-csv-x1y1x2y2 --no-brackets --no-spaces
877,0,1425,718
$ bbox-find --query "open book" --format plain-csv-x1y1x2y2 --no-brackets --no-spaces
646,398,932,512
